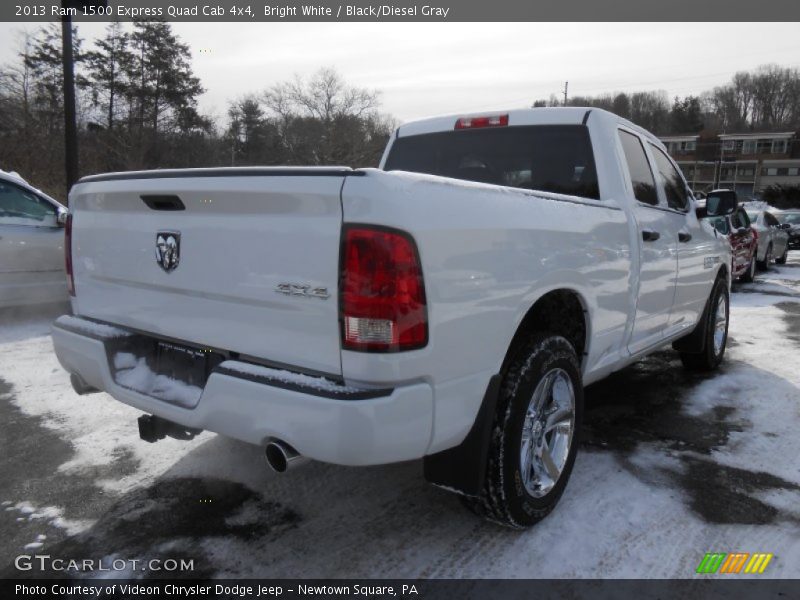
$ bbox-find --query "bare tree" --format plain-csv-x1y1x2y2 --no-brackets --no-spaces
262,68,388,165
265,67,380,122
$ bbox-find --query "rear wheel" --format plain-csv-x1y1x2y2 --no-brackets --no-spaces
679,277,729,371
758,243,773,271
740,254,756,283
462,334,583,528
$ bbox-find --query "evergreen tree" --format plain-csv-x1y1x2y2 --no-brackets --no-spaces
84,22,132,130
127,19,203,137
24,23,86,134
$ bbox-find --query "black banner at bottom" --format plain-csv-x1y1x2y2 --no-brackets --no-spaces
3,579,800,600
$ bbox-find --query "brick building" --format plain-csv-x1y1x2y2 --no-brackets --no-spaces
660,131,800,199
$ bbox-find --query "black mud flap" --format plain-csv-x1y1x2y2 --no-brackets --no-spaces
423,374,501,496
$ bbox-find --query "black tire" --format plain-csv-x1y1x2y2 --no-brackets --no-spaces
739,255,756,283
775,246,788,265
462,334,583,528
679,276,729,371
757,243,772,271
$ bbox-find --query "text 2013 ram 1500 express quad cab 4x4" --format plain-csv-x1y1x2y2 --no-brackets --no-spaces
52,108,734,527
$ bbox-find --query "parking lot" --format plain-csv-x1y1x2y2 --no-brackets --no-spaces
2,256,800,579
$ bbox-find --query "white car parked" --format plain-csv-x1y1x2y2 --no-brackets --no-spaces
51,108,734,527
0,170,69,308
745,208,790,268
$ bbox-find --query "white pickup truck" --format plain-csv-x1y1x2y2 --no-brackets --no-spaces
52,107,734,528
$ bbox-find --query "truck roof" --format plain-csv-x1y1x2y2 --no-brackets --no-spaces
397,106,662,147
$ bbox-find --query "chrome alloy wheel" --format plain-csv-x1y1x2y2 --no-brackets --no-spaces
713,294,728,356
519,368,575,498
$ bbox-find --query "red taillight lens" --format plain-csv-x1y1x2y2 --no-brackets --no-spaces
65,213,75,296
454,114,508,130
340,226,427,352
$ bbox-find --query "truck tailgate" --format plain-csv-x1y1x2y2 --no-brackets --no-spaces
69,168,350,376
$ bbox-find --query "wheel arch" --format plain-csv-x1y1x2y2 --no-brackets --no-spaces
423,286,591,497
501,287,590,374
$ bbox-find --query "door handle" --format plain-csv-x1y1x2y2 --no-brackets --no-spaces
678,232,692,243
642,229,660,242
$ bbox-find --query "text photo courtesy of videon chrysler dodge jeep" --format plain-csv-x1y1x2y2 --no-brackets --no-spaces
1,3,800,596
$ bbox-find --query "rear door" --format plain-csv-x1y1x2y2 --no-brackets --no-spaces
70,169,348,375
765,212,789,258
618,129,679,355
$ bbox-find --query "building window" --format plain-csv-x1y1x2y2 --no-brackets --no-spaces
743,140,756,154
788,168,799,176
738,167,754,177
772,140,788,154
756,139,772,154
722,140,735,151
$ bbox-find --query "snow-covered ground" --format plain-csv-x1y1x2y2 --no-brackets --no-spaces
1,256,800,579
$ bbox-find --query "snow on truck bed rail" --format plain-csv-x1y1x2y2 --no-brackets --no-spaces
54,315,131,339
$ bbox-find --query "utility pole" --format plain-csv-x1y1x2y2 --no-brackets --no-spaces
563,81,569,106
61,1,108,198
61,12,78,195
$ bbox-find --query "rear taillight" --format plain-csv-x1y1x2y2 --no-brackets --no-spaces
65,213,75,296
454,114,508,130
340,226,427,352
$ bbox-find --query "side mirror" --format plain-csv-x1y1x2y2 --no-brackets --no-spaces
56,208,69,227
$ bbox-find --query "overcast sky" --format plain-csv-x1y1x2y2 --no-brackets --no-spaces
2,22,800,123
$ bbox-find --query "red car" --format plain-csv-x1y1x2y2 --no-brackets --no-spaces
707,191,758,282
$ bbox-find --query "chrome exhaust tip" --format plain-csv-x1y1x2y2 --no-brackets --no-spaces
265,441,308,473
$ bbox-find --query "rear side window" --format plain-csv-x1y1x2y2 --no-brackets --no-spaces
618,130,658,206
0,180,56,226
733,209,751,229
708,216,730,235
649,144,689,211
384,125,600,200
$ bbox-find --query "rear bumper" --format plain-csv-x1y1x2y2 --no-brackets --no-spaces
51,316,434,466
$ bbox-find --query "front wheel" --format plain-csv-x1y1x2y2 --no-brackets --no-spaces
463,334,583,528
740,254,756,283
775,246,788,265
679,277,729,371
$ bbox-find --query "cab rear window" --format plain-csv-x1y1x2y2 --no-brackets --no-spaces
384,125,600,200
